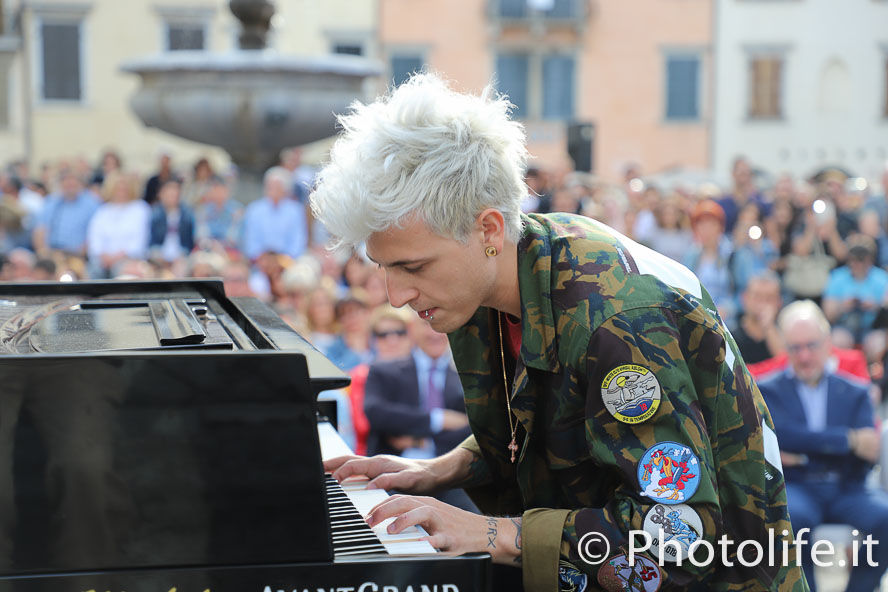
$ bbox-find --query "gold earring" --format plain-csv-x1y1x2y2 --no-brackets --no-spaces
485,246,498,257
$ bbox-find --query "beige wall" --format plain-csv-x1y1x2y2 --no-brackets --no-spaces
0,0,378,185
380,0,490,93
581,0,711,179
380,0,712,182
276,0,377,58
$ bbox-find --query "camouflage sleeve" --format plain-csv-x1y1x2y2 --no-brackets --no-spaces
523,306,805,591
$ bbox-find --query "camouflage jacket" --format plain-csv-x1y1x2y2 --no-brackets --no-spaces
448,213,807,592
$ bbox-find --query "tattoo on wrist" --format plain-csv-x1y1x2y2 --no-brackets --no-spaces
511,517,522,564
486,518,498,549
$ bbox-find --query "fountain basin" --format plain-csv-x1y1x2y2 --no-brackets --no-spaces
121,51,382,191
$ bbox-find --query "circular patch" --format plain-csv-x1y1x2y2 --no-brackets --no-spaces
642,503,704,563
637,441,701,505
597,553,661,592
600,365,662,424
559,559,589,592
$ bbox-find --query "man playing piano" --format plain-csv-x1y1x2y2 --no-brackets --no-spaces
313,74,807,591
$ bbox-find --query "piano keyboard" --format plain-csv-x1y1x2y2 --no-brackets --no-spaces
318,422,438,557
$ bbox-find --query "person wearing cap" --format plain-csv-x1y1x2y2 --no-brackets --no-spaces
683,199,739,329
821,234,888,347
314,73,805,591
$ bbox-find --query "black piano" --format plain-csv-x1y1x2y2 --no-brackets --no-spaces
0,279,490,592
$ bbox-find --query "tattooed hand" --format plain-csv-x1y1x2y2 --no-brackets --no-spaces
365,495,523,565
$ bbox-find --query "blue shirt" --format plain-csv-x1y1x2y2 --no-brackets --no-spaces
794,376,828,432
241,197,307,260
38,191,100,252
196,200,242,245
823,265,888,330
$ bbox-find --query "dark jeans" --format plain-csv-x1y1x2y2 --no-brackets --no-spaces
786,480,888,592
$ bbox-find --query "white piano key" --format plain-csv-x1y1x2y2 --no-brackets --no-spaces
318,423,438,555
319,422,354,461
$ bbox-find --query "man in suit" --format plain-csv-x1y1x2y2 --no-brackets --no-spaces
758,299,888,592
364,316,470,458
363,316,474,509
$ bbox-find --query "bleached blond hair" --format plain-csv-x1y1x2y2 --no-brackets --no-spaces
309,73,528,251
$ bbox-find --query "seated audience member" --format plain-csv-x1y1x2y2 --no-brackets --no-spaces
731,202,778,295
821,234,888,348
324,289,373,371
143,151,177,205
87,173,151,278
241,166,308,262
683,199,738,329
180,157,215,207
32,258,57,281
33,171,100,258
647,192,693,263
758,300,888,592
305,279,339,352
364,317,470,458
220,259,254,298
148,179,195,265
732,270,784,364
347,305,414,456
717,155,770,234
363,316,474,509
194,176,242,248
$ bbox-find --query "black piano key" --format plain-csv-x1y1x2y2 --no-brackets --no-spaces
326,476,388,557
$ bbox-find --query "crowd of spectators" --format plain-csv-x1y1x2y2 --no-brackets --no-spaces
2,148,888,432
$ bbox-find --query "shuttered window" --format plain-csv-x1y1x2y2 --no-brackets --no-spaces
749,56,784,119
665,55,700,120
40,21,81,101
542,54,575,120
496,54,529,118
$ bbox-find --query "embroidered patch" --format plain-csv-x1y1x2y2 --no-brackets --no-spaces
637,441,701,504
642,503,704,563
597,553,661,592
558,559,588,592
600,364,661,424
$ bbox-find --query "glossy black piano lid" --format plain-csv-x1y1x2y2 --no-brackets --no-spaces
0,279,351,393
1,351,333,575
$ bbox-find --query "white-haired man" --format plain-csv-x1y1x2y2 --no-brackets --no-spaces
315,74,805,591
758,300,888,592
240,166,308,261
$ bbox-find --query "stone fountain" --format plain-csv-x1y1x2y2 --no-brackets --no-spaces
121,0,381,202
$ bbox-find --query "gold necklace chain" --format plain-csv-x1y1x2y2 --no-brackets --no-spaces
498,312,519,463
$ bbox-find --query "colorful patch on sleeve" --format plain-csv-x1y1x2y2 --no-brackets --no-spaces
600,364,661,424
597,553,661,592
637,441,701,504
642,503,704,563
559,559,588,592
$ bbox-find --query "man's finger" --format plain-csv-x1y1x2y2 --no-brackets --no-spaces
367,470,418,492
331,457,386,482
386,505,438,535
366,494,425,527
323,454,361,473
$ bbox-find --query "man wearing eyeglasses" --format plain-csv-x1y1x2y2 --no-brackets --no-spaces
758,299,888,592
